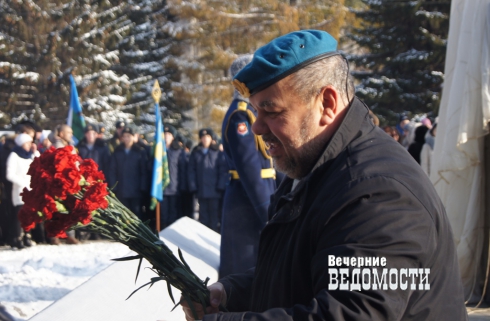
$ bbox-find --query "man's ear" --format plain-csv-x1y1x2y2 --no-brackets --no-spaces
319,86,339,126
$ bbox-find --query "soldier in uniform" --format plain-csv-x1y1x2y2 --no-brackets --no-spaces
98,124,107,140
179,138,195,218
107,120,126,154
160,124,185,228
77,123,110,177
219,55,278,278
108,127,148,220
188,128,227,232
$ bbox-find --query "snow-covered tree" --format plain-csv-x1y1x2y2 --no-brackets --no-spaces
165,0,348,136
0,1,179,135
346,0,450,125
0,0,350,137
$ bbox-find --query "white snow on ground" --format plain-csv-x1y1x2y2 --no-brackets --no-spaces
0,241,129,321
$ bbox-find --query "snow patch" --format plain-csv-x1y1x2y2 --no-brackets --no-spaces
0,242,129,321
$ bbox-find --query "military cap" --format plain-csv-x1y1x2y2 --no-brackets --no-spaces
84,123,99,133
115,120,126,129
199,128,214,139
120,127,134,136
164,124,177,138
17,120,42,133
232,30,339,97
185,138,193,150
98,124,106,134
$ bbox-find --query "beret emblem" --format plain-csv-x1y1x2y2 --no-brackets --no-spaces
232,79,251,98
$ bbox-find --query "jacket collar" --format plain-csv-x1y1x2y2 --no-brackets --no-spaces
311,96,370,173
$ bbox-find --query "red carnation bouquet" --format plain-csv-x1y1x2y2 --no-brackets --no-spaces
19,146,219,317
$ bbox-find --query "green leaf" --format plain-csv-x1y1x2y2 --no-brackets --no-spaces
178,248,191,271
170,298,183,312
167,281,175,304
148,276,166,290
126,280,153,300
55,201,67,213
172,267,193,282
111,255,143,262
135,257,143,283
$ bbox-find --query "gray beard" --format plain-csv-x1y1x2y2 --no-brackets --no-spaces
274,109,325,179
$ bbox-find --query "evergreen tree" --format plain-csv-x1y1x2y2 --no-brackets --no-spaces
0,0,194,136
346,0,450,125
0,0,349,136
165,0,348,136
111,0,192,137
0,1,137,131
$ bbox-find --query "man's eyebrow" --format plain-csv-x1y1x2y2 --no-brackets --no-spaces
258,100,276,109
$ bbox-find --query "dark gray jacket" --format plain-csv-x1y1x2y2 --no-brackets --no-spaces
108,144,148,199
164,141,184,196
207,97,467,321
187,144,227,199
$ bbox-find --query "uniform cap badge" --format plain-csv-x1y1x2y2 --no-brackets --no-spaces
232,79,251,98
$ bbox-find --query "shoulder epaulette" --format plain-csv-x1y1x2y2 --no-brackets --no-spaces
237,101,248,111
225,101,271,161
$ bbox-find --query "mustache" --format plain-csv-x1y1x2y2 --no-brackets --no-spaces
262,134,279,144
262,134,280,149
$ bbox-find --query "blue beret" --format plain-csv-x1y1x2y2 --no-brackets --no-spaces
232,30,339,97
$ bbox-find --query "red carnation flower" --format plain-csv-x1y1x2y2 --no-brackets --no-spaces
18,206,42,232
80,159,106,184
54,167,82,195
84,182,109,209
44,214,70,238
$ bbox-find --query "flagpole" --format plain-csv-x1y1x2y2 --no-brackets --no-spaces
156,202,161,232
152,80,162,232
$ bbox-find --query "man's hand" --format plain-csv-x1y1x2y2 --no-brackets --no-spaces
181,282,227,321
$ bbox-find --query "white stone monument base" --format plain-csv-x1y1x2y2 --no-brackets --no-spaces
30,217,220,321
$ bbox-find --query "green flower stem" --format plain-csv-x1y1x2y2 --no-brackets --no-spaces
73,193,213,313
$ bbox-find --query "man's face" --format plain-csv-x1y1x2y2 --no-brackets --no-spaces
85,130,97,144
165,132,174,147
250,78,326,179
200,134,212,148
121,133,133,147
60,127,73,142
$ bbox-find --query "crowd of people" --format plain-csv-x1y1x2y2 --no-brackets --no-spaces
0,101,440,253
0,118,232,250
382,114,437,176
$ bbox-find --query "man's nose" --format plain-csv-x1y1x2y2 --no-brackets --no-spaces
252,114,268,136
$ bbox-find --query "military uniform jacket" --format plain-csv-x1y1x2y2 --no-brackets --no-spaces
164,142,184,196
187,145,227,199
221,98,276,214
107,144,148,199
205,97,467,321
77,138,110,177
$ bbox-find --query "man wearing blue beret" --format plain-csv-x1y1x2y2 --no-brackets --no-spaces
182,30,467,320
